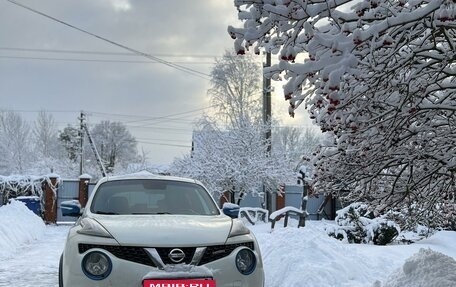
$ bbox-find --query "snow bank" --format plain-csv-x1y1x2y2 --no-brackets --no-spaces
375,249,456,287
0,200,45,259
251,221,385,286
249,220,456,287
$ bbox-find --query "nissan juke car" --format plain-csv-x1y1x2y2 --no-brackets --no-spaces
59,173,264,287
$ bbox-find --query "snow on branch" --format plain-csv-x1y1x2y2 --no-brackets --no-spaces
229,0,455,230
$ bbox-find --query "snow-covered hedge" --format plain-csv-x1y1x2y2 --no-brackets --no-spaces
0,175,46,204
0,174,61,216
326,203,400,245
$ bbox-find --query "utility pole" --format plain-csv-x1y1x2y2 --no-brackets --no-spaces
79,111,84,175
78,111,107,177
263,52,272,153
82,123,107,177
263,52,272,213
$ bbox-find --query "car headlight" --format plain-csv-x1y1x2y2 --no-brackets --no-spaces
235,248,256,275
81,251,112,280
228,219,250,238
77,218,112,238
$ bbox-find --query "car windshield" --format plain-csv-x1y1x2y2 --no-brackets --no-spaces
90,179,220,216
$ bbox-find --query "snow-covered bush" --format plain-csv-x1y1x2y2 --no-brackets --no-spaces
326,203,399,245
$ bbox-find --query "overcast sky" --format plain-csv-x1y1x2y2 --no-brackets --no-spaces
0,0,313,166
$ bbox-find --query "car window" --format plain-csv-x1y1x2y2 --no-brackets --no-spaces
90,179,220,216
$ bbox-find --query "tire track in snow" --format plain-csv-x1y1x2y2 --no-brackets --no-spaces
0,225,70,287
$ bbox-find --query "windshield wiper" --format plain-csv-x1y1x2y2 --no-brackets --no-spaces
129,212,172,215
94,211,119,215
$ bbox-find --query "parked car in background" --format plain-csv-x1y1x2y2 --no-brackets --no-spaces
59,173,264,287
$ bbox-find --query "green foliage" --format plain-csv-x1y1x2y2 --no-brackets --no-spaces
58,126,80,163
373,222,400,246
327,203,399,245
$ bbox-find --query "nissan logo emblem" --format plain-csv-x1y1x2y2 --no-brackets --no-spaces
168,248,185,263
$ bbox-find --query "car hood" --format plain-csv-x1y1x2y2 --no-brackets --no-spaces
92,214,233,247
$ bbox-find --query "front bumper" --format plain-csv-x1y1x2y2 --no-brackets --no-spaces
62,235,264,287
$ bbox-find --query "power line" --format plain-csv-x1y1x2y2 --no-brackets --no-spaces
125,125,192,133
0,47,220,58
0,55,214,65
0,109,81,113
87,114,196,124
3,107,210,123
87,106,213,124
89,106,212,120
124,107,210,127
136,137,190,143
5,0,211,80
136,140,191,148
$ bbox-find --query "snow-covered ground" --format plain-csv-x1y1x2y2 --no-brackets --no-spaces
0,202,455,287
254,221,456,286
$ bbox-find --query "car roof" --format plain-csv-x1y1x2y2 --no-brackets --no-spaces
97,171,200,185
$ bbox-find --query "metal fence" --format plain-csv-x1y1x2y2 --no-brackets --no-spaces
57,180,95,222
284,185,335,220
1,180,336,221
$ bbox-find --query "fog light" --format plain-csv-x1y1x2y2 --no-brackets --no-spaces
81,251,112,280
235,248,256,275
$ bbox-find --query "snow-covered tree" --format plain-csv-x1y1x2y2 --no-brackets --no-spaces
29,110,78,177
271,125,321,182
0,111,33,174
56,121,140,177
170,118,295,203
229,0,455,227
272,125,320,162
90,121,139,173
208,51,263,128
33,111,60,159
171,51,296,204
58,125,81,163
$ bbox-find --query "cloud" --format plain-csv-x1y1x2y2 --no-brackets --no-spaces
0,0,312,165
110,0,131,12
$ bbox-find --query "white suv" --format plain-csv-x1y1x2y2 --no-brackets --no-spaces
59,173,264,287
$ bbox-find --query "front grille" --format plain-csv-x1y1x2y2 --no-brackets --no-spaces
78,244,155,267
198,242,254,266
156,247,196,264
78,241,254,267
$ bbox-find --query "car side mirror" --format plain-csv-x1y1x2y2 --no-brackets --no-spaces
222,203,240,218
61,200,82,217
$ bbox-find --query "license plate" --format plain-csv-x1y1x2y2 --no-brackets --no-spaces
143,279,216,287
